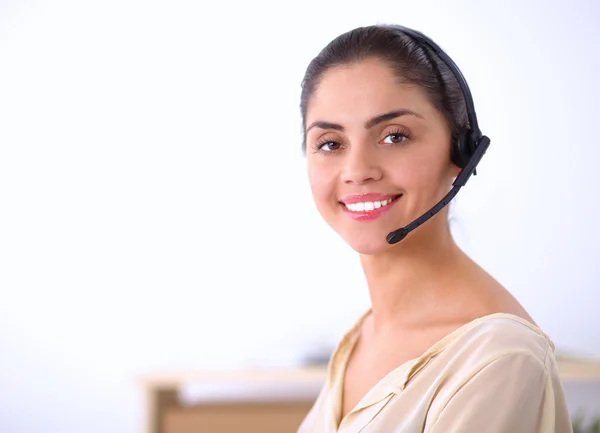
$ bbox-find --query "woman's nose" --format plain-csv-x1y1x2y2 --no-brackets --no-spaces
341,146,383,185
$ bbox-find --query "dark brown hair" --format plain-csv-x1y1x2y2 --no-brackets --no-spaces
300,25,468,152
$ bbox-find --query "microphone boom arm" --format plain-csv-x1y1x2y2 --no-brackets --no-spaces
386,136,490,245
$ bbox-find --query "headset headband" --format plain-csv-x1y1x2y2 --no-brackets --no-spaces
390,25,480,136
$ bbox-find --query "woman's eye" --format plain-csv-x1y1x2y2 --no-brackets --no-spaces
382,133,408,145
319,141,342,152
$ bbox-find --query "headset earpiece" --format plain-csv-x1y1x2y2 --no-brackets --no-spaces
450,132,463,168
452,128,482,168
451,129,469,168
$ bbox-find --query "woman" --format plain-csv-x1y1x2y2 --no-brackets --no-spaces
297,24,572,433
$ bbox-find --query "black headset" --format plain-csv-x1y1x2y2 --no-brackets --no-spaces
385,25,491,244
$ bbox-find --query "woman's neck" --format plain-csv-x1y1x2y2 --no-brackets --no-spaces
360,226,467,334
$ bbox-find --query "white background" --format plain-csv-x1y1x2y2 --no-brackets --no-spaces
1,0,599,432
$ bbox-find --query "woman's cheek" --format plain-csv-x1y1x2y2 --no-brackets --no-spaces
308,164,337,207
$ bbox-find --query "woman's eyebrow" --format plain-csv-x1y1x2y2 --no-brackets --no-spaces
306,109,424,133
365,109,424,128
306,121,344,133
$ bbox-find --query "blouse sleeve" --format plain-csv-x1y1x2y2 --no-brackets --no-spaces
427,351,572,433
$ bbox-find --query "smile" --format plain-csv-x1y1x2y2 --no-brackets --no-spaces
344,198,394,212
339,194,402,221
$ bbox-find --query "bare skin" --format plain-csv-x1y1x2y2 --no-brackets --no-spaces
342,247,533,420
304,58,534,424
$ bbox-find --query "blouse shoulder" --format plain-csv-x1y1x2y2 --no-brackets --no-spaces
450,314,556,363
422,315,571,433
414,313,559,408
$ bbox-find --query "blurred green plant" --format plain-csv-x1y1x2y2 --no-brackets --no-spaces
572,411,600,433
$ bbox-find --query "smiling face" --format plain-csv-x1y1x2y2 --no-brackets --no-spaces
305,58,460,255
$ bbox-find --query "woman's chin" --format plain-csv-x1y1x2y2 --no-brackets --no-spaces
340,231,396,256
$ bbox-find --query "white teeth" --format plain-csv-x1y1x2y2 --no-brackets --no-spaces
344,198,396,212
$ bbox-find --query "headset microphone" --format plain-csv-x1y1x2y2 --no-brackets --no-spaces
385,25,491,245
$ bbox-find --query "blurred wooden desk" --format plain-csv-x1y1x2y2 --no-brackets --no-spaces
137,358,600,433
137,366,327,433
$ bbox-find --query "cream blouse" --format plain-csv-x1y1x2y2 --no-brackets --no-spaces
298,311,573,433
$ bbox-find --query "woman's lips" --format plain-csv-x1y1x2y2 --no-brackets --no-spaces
339,194,402,221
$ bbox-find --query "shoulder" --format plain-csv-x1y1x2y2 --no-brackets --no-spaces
422,315,572,432
423,314,559,407
451,313,554,362
431,313,557,383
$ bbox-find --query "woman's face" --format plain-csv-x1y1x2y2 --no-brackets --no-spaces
305,58,459,255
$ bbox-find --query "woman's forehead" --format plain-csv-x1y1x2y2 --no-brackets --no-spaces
306,63,438,127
